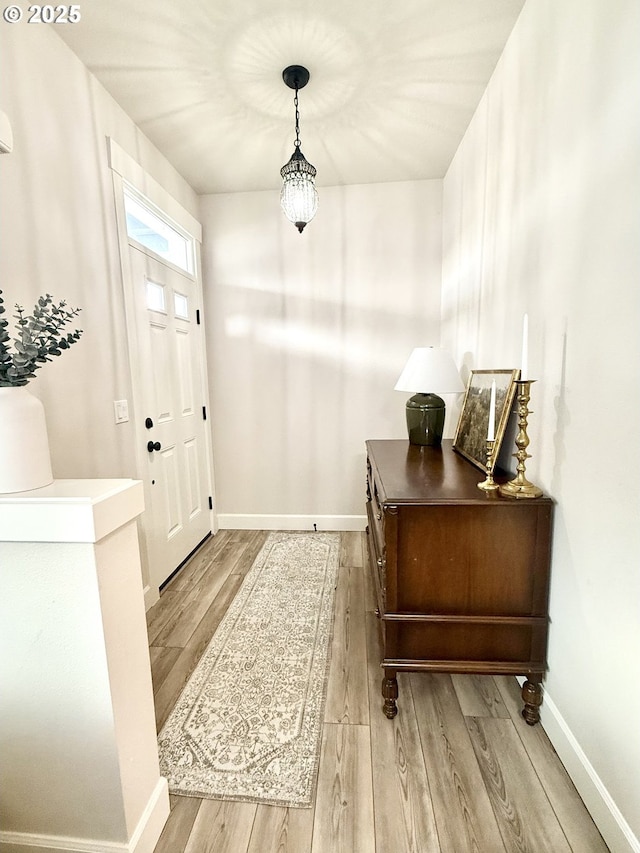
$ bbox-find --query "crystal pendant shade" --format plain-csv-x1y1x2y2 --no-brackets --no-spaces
280,148,318,233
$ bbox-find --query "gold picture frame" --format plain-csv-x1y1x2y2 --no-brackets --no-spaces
453,369,520,471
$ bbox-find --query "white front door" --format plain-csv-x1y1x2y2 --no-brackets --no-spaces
129,246,212,596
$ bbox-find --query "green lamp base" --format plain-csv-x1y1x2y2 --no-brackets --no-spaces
405,393,446,446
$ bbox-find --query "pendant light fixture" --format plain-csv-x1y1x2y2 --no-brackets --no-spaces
280,65,318,233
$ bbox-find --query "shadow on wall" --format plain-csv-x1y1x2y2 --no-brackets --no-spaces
217,280,436,381
551,326,569,499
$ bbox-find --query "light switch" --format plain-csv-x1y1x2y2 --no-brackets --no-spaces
114,399,129,424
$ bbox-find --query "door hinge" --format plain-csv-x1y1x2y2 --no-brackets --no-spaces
196,309,201,325
202,405,207,420
208,496,213,511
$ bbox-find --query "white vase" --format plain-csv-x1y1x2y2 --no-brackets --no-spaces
0,386,54,493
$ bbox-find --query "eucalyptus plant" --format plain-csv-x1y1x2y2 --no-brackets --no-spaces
0,289,83,387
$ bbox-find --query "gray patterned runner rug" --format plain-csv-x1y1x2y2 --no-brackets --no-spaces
157,531,340,807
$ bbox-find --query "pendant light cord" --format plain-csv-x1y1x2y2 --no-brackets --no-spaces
293,85,301,149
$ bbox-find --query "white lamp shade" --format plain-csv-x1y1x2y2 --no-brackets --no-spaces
394,347,464,394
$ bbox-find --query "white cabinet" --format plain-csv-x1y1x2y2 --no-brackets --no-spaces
0,480,169,853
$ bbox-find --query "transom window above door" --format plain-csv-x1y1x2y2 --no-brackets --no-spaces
124,186,195,275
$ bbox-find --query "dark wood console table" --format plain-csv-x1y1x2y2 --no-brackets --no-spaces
365,439,553,725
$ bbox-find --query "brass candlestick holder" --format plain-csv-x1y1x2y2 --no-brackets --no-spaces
477,439,499,491
498,379,542,499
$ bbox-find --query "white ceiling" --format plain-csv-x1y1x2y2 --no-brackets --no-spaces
57,0,525,195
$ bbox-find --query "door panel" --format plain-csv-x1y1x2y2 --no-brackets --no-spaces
185,438,201,518
176,329,194,415
150,321,173,420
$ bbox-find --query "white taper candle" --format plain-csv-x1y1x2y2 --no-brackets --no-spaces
521,313,529,380
487,380,496,441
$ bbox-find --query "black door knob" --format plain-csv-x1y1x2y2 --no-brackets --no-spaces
147,441,161,452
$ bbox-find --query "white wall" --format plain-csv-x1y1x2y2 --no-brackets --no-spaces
0,24,199,481
441,1,640,850
200,181,444,528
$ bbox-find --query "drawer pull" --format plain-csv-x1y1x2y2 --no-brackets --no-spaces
377,557,383,567
376,512,382,521
374,607,380,617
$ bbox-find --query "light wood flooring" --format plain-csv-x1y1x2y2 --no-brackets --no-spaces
147,529,609,853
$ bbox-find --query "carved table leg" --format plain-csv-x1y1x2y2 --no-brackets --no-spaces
382,671,398,718
521,676,543,725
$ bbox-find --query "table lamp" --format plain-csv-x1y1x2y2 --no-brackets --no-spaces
394,347,464,445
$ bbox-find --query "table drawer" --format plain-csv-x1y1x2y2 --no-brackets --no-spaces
383,618,548,669
366,503,386,612
367,474,385,548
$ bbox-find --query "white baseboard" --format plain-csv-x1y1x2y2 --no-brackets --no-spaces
217,514,367,532
0,778,169,853
537,686,639,853
143,582,159,612
0,833,125,853
127,777,169,853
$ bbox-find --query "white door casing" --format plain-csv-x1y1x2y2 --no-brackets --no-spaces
108,140,216,608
